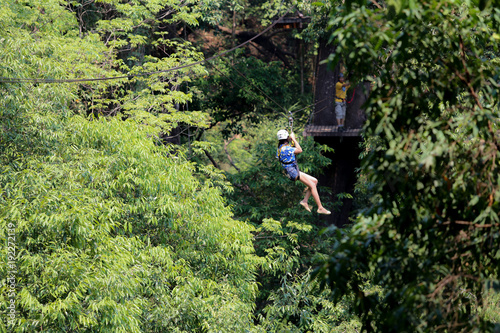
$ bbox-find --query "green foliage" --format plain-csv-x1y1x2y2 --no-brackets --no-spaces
315,1,500,332
257,0,355,44
191,56,301,137
483,290,500,323
0,114,260,332
0,1,261,332
258,270,361,333
55,0,211,138
0,1,407,332
196,0,248,27
248,218,361,332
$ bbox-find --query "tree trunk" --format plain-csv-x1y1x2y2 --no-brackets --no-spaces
345,81,370,129
312,38,338,126
300,40,304,94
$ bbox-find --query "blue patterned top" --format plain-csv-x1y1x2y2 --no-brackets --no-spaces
276,144,296,164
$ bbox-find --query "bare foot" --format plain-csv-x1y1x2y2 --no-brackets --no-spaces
299,201,311,212
317,207,331,215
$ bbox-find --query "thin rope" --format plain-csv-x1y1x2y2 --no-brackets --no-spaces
347,87,356,103
291,98,327,115
0,6,295,84
206,61,287,115
309,104,328,117
231,66,288,113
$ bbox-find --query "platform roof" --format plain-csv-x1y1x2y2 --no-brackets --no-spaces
273,17,311,29
303,125,362,137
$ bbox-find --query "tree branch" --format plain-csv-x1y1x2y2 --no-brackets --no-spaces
204,150,220,169
215,25,294,67
224,137,241,172
369,0,383,9
442,220,499,228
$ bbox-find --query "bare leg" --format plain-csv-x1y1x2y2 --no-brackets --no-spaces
299,172,320,207
302,188,311,203
299,187,312,212
299,172,330,214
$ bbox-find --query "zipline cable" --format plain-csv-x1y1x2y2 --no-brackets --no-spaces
291,98,327,116
0,6,295,84
206,60,288,114
231,66,288,113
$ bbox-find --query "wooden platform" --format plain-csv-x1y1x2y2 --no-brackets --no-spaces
303,125,362,137
273,17,311,30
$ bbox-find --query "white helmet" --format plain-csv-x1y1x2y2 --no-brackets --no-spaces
277,129,289,140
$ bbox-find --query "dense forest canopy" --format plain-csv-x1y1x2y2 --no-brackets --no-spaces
0,0,499,332
314,0,500,331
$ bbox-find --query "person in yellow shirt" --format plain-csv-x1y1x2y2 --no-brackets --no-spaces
335,73,350,131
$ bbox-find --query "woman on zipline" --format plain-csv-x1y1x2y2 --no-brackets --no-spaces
276,129,331,215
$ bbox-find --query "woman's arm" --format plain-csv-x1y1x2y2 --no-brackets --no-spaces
290,133,303,154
